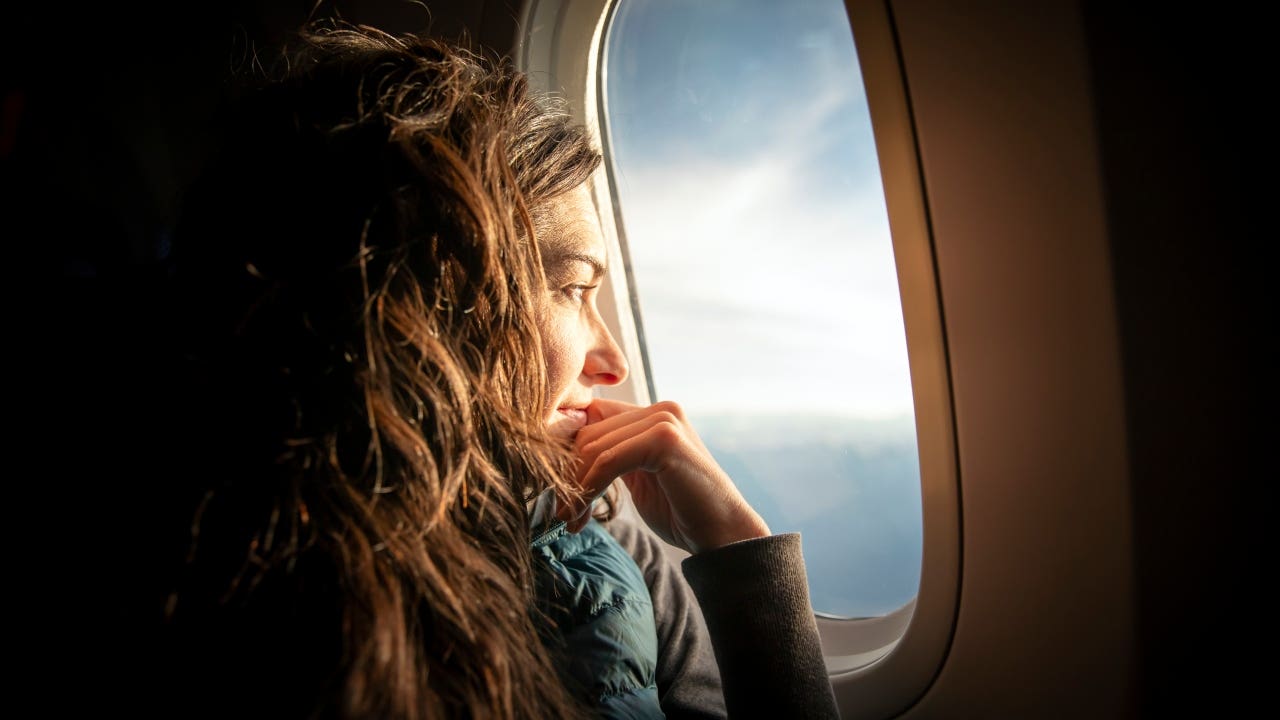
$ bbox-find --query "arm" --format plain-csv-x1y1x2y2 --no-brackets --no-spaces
682,534,838,720
569,399,838,719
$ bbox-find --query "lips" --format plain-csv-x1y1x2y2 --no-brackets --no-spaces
546,406,589,439
556,407,588,425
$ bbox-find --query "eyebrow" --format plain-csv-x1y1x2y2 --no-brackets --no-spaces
543,250,606,281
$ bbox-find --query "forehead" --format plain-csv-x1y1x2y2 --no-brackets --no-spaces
537,184,605,264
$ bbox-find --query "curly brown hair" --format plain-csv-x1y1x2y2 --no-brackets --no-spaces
161,23,603,720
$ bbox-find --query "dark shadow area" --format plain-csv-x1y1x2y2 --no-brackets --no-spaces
1084,3,1268,715
4,2,515,714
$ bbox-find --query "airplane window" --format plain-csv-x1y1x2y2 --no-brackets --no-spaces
601,0,921,618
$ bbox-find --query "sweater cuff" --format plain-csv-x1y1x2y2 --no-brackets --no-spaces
681,532,806,595
679,533,838,718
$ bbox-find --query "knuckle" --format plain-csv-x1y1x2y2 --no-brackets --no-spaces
653,400,686,421
651,421,683,448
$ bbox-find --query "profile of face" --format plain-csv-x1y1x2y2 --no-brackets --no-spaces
537,184,629,439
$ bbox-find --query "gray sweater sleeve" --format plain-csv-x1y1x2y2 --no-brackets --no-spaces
682,533,840,720
604,496,729,720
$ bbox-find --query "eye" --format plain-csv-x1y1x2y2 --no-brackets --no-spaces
559,283,599,305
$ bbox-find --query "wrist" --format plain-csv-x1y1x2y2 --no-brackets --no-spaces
696,508,770,553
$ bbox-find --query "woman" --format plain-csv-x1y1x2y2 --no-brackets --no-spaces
156,23,836,719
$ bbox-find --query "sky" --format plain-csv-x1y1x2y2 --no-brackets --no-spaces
601,0,923,617
603,0,914,421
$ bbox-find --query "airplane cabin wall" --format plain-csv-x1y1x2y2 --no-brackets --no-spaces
889,1,1136,716
887,0,1265,716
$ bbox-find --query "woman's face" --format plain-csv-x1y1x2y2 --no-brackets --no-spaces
537,184,629,439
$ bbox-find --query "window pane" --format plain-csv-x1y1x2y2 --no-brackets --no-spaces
603,0,921,618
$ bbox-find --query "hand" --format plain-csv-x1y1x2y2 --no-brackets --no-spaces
558,398,770,554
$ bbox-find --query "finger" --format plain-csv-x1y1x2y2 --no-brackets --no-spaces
578,399,648,444
576,409,685,487
577,400,684,449
643,400,711,455
586,399,696,443
578,422,684,497
586,397,642,423
553,413,671,526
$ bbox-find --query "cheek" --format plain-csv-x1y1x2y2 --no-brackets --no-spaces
538,312,582,402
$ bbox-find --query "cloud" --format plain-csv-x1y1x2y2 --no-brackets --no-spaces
610,83,913,417
601,6,916,418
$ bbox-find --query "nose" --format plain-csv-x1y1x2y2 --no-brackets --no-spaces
583,315,629,386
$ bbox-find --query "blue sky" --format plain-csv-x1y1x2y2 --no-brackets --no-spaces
603,0,914,420
601,0,923,617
